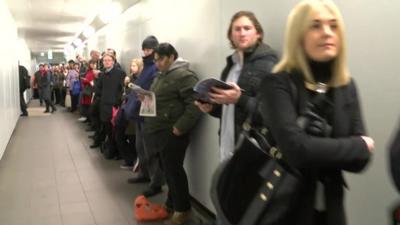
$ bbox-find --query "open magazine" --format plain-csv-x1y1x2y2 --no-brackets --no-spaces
128,83,156,117
193,78,233,103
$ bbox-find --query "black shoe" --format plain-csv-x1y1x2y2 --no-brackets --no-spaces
88,135,95,139
51,107,57,113
90,143,100,148
44,110,50,113
127,176,150,184
120,163,134,170
86,128,95,132
143,186,162,197
20,113,28,117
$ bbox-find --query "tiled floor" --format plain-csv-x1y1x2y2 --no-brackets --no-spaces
0,100,173,225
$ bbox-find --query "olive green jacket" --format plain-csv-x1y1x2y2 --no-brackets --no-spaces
144,59,202,135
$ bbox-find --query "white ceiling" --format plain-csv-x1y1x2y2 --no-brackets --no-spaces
6,0,112,54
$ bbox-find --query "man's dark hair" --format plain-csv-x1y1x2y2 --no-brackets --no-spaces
107,48,117,57
227,11,264,48
154,43,178,60
68,59,75,64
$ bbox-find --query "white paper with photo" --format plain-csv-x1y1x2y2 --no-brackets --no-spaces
139,92,156,117
128,83,153,95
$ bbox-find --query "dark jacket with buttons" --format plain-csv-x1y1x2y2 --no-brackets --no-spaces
209,42,278,139
144,59,202,135
97,66,126,122
258,71,371,225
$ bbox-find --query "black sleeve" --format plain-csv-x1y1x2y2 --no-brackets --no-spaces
259,74,370,172
209,104,222,118
349,79,366,135
96,74,103,97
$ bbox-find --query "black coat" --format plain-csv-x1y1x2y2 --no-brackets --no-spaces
258,72,371,225
97,66,126,122
210,42,278,139
19,65,29,93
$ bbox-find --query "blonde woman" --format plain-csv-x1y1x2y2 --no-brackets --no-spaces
115,58,143,170
258,1,373,224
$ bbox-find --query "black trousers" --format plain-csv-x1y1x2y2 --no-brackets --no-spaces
60,88,67,106
96,121,112,144
80,104,90,118
115,115,137,165
52,87,61,104
314,210,327,225
90,99,101,134
70,91,79,112
20,92,28,115
148,131,191,212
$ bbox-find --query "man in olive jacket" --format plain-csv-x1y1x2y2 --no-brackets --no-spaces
143,43,201,225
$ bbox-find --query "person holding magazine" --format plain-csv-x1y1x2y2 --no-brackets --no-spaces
195,10,278,162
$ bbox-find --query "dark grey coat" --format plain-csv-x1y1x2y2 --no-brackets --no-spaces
35,71,52,101
97,66,126,122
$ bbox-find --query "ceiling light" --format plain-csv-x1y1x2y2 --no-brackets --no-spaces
99,2,122,24
73,38,83,47
83,26,95,38
40,52,45,57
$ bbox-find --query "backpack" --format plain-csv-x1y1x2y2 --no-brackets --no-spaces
71,80,81,96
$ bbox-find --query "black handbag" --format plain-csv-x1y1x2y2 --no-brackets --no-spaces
210,78,332,225
210,112,305,225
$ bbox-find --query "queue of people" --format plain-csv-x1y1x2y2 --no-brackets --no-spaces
21,1,375,225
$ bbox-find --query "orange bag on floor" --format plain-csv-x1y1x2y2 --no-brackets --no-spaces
134,195,169,221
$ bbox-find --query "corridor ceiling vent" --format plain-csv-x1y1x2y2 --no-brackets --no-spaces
83,26,95,38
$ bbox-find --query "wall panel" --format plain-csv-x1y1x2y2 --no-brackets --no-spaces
0,0,21,159
85,1,400,224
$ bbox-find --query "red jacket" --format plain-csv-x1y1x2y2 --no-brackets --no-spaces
80,70,95,105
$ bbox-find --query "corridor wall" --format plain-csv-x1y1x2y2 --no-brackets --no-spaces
0,0,21,159
85,0,400,224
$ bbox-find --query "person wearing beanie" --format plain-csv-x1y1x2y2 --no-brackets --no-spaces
142,35,159,50
127,35,165,198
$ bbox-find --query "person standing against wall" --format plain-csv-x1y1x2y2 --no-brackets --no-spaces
258,1,373,224
19,64,30,116
91,53,125,149
116,58,144,170
143,43,202,225
195,11,278,161
127,36,165,198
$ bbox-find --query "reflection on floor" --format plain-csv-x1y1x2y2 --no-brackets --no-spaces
0,100,208,225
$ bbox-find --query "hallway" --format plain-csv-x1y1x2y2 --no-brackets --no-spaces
0,100,167,225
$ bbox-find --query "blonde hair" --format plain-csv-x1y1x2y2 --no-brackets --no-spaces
130,58,143,75
273,0,350,87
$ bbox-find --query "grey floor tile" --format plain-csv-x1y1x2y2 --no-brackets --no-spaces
30,215,63,225
57,184,87,204
59,201,91,214
0,101,170,225
56,170,80,186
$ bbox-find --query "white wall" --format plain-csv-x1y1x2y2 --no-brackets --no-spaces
85,1,400,224
0,0,22,159
87,0,223,211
